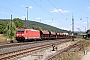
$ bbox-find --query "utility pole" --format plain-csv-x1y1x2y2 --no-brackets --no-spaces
52,18,53,21
26,7,29,28
72,14,74,41
25,18,26,28
11,15,12,39
85,26,86,32
10,15,13,42
86,17,89,30
83,26,86,32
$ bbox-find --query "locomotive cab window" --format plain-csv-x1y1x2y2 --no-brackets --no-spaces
17,30,24,32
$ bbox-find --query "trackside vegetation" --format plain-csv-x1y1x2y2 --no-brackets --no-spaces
0,18,73,40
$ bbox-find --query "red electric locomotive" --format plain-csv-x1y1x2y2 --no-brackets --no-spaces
16,28,41,42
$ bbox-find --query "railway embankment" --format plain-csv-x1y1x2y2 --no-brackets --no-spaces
14,39,80,60
1,38,89,60
45,39,90,60
81,40,90,60
0,39,72,60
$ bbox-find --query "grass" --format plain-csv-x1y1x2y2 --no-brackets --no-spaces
64,40,90,60
51,39,90,60
86,38,90,40
0,34,7,43
58,52,82,60
0,34,15,43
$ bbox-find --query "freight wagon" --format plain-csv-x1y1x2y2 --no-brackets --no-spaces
16,28,74,42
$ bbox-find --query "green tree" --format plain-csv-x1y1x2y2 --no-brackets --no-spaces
4,21,16,39
13,18,24,28
0,21,7,34
33,26,42,30
68,30,72,34
48,29,51,32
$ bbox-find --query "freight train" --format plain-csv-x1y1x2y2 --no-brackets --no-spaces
16,28,74,42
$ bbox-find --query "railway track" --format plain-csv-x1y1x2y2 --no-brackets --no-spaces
45,40,88,60
0,39,71,60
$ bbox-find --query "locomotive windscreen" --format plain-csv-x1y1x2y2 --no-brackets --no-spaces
17,30,24,32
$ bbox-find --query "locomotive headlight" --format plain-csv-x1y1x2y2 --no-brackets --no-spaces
16,34,19,36
22,34,24,36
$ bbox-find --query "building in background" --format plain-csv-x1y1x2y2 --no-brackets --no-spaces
86,29,90,38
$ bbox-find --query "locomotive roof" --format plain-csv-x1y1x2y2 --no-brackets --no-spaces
26,29,39,32
17,28,39,32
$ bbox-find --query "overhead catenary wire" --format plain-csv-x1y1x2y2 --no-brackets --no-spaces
31,0,57,19
0,0,88,21
4,0,26,12
0,11,5,18
53,0,88,20
0,5,25,17
47,0,67,26
40,0,62,18
4,0,26,18
48,0,66,18
73,8,87,15
53,0,68,20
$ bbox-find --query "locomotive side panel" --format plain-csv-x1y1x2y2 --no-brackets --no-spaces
26,29,41,39
16,28,41,42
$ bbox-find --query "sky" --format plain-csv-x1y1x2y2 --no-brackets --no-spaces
0,0,90,32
